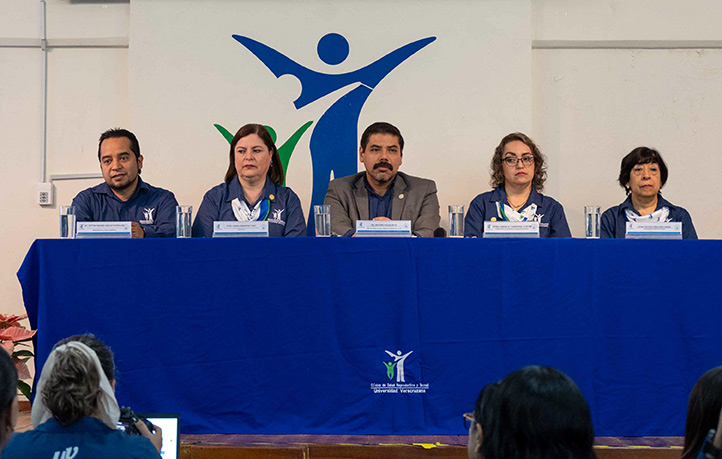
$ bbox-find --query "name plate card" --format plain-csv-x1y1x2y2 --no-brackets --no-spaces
483,221,540,238
75,222,132,239
355,220,412,237
213,221,269,238
625,222,682,239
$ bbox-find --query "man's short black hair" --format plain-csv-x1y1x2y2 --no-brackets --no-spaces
618,146,668,194
360,122,404,153
97,128,141,161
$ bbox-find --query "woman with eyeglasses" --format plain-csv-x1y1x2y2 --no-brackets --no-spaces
464,132,571,237
467,366,596,459
681,367,722,459
465,382,499,459
600,147,697,239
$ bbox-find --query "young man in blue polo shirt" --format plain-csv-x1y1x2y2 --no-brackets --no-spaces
71,128,178,238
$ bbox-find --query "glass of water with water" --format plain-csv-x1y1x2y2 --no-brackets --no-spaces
585,206,600,238
176,206,192,238
448,205,465,237
314,205,331,237
59,206,76,238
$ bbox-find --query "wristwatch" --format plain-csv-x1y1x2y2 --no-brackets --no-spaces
704,429,722,459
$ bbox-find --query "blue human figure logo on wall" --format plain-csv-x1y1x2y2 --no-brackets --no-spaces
232,33,436,233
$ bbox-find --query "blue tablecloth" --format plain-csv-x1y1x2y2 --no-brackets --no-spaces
17,238,722,436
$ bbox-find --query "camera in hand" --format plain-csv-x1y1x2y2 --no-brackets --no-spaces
118,406,155,436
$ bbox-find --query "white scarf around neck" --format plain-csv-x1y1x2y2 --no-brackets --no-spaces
496,201,538,222
625,206,670,223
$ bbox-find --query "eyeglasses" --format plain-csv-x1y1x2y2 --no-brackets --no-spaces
463,412,475,431
502,156,534,167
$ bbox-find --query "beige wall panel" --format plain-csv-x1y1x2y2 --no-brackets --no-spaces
533,0,722,41
533,48,722,237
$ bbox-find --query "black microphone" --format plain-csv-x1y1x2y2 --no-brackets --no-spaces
433,227,447,238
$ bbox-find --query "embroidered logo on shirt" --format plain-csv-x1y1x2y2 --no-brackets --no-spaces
140,207,155,224
53,446,79,459
268,208,286,226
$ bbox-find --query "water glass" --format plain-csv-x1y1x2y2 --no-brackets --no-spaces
176,205,192,238
59,206,76,238
585,206,600,238
314,205,331,237
449,205,465,237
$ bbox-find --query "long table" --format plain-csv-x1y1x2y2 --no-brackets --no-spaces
17,238,721,436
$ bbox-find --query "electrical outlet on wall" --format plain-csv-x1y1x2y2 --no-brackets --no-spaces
37,182,54,206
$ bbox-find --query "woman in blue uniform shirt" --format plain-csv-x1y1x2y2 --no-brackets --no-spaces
464,132,571,238
600,147,697,239
192,124,307,237
2,334,161,458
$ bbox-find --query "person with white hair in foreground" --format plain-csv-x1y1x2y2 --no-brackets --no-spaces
1,334,161,458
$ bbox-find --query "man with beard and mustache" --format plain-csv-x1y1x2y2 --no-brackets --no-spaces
324,122,440,237
71,128,178,238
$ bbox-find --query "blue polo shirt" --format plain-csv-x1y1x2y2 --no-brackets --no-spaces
71,178,178,238
192,177,307,237
600,194,697,239
364,175,395,220
1,417,160,458
464,186,571,238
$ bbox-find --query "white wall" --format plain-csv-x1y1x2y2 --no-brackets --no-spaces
0,0,130,318
533,0,722,41
532,0,722,236
3,0,722,320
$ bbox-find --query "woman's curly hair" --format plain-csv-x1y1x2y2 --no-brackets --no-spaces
42,347,102,426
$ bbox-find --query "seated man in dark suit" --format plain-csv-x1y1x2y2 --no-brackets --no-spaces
324,122,440,237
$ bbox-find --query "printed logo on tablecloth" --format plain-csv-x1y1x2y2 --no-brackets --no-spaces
370,349,429,395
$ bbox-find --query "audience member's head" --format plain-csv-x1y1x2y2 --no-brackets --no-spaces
54,334,115,383
0,348,18,449
683,366,722,459
479,366,595,459
32,334,119,429
467,381,499,459
11,334,163,456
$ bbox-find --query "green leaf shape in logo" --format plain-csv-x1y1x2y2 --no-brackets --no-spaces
383,361,397,380
213,124,235,144
214,122,313,186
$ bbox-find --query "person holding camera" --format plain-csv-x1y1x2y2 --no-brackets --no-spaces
2,334,161,458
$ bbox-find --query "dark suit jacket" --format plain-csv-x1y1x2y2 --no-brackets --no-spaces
324,171,440,237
